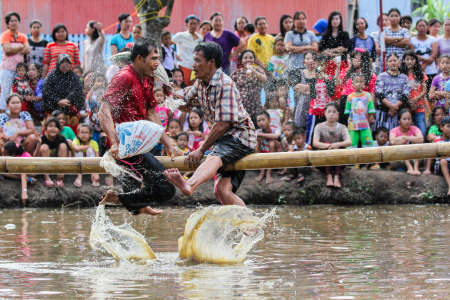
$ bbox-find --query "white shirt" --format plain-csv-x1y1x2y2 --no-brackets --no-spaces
162,44,177,71
411,36,438,75
171,31,203,69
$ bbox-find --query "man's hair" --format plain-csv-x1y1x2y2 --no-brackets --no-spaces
254,16,267,27
176,131,189,141
375,126,389,135
257,110,271,120
194,42,223,69
441,116,450,127
5,12,20,26
292,128,306,137
130,37,158,62
244,23,255,34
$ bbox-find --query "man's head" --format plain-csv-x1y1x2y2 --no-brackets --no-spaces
192,41,222,81
130,37,160,77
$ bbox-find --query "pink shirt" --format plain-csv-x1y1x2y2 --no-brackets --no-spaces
17,151,32,158
341,73,376,95
390,125,421,144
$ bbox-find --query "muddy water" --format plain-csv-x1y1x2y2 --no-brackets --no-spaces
0,205,449,299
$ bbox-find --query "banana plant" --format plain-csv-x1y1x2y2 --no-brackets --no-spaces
411,0,450,24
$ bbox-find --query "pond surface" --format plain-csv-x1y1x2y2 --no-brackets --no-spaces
0,205,449,299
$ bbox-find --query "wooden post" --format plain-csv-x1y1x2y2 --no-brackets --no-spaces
1,143,449,174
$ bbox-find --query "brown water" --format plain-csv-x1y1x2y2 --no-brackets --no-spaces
0,205,449,299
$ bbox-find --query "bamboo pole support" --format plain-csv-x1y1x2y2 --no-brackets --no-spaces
0,143,449,174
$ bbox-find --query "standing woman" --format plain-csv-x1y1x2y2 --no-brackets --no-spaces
204,12,246,75
429,19,441,39
276,14,293,40
230,16,248,73
0,12,30,112
110,13,134,55
199,21,212,38
82,21,106,74
437,19,450,57
384,8,410,61
230,49,267,125
350,18,376,61
172,15,203,85
42,24,80,77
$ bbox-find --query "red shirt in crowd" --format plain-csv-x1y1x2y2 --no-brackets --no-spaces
102,65,157,124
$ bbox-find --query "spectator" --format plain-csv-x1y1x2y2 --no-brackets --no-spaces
161,31,177,78
267,37,289,79
350,17,377,61
423,106,447,174
0,12,30,112
186,108,209,151
371,13,390,74
400,15,413,32
434,116,450,195
199,21,212,38
51,110,76,145
174,131,190,155
231,16,248,72
284,11,318,71
42,54,84,134
256,110,281,184
204,12,246,75
110,13,134,55
247,16,275,69
72,124,100,187
429,55,450,108
125,25,143,48
283,128,312,184
429,18,441,39
438,19,450,57
26,63,45,120
42,23,81,76
389,108,424,175
230,49,267,125
172,68,187,92
172,15,203,85
0,93,36,156
27,19,48,65
369,126,390,170
82,21,106,74
244,23,255,39
384,8,410,62
106,47,131,83
85,73,107,144
11,62,33,112
72,66,83,79
276,14,293,40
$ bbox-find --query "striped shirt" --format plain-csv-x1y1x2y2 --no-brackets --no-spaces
43,42,81,75
256,127,280,152
183,68,256,149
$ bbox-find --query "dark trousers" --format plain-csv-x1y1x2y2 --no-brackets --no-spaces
325,166,342,175
117,152,175,212
289,167,312,177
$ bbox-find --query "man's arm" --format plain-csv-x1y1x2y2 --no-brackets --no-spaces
147,107,176,160
198,121,231,153
98,101,119,157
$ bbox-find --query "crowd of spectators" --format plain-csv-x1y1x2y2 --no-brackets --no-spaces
2,7,450,205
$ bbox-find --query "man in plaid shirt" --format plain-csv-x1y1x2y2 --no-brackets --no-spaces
164,42,256,206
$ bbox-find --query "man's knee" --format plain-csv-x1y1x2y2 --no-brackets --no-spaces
216,178,234,201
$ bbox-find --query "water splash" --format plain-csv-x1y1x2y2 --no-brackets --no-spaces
178,205,275,263
89,205,157,264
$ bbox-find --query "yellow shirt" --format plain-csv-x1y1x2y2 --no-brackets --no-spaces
247,34,275,66
72,138,99,154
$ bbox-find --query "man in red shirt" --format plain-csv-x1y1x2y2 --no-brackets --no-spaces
98,37,177,216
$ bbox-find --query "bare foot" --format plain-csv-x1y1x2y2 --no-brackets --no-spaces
256,170,265,182
414,170,422,175
407,169,415,175
422,170,431,175
136,206,164,215
326,174,334,187
266,174,274,184
99,190,121,206
334,175,341,188
278,168,288,176
164,168,193,196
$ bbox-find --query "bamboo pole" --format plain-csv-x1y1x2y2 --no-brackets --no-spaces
0,143,449,174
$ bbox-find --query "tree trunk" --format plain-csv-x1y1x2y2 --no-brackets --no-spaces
132,0,175,58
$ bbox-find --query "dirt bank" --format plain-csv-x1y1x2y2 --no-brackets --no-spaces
0,170,449,208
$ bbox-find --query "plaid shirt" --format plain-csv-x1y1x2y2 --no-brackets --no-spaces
184,68,256,148
384,27,410,60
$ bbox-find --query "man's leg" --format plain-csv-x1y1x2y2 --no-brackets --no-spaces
214,177,245,206
164,155,223,196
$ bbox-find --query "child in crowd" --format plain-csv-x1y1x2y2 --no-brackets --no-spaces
369,126,390,170
282,128,312,184
161,31,177,78
267,37,289,79
399,50,428,137
174,131,190,155
51,110,76,146
423,106,448,174
389,109,424,175
313,102,352,188
172,68,188,91
2,141,36,205
72,124,100,187
125,25,143,48
34,117,69,188
264,92,285,132
27,20,48,65
12,63,33,112
256,110,281,184
429,55,450,109
434,116,450,195
162,118,182,156
278,121,297,176
153,88,172,156
86,73,107,144
73,66,83,80
244,23,255,41
186,108,209,151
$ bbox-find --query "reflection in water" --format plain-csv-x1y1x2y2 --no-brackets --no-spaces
0,205,448,298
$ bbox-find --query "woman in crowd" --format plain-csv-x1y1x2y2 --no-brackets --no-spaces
172,15,203,85
199,21,212,38
384,8,410,61
42,54,84,134
429,18,441,39
24,63,45,121
204,12,246,75
27,19,47,65
285,11,318,71
230,49,267,124
0,12,30,112
350,17,376,62
438,19,450,57
231,16,248,72
248,16,275,69
276,14,293,40
110,13,134,55
0,93,36,156
42,24,80,76
82,20,106,74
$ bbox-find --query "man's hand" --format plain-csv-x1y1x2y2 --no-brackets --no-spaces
184,148,204,168
110,141,119,159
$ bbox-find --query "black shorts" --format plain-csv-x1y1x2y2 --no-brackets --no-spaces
209,135,255,193
435,159,450,176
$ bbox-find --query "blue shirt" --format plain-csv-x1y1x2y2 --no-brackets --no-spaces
110,33,134,52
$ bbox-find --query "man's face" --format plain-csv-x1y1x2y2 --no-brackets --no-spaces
192,51,213,81
139,48,160,77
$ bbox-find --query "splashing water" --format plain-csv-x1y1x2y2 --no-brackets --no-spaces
178,205,275,263
89,205,157,264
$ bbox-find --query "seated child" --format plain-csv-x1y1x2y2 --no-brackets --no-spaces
313,102,352,188
282,128,312,184
174,131,190,155
72,124,100,187
2,141,36,205
264,92,285,132
278,121,297,176
256,110,281,184
370,126,390,170
424,107,448,174
34,117,69,188
52,110,76,146
186,108,209,151
434,116,450,195
12,62,33,112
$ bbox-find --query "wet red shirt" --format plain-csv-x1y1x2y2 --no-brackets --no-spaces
102,65,157,124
